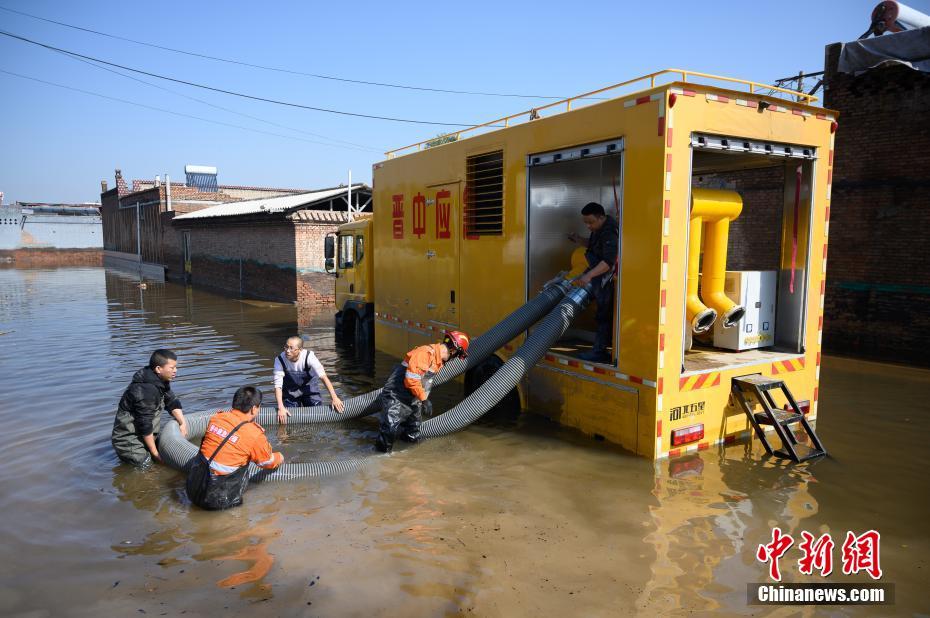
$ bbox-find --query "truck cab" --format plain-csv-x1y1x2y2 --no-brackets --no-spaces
329,216,374,347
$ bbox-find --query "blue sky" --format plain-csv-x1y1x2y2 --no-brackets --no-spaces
0,0,914,203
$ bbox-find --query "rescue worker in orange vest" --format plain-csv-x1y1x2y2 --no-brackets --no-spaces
375,330,470,453
186,386,284,510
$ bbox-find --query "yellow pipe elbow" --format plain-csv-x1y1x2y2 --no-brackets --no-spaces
685,215,716,333
692,189,746,329
690,188,743,219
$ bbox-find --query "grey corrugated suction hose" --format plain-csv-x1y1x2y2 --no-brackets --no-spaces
158,280,574,480
421,284,592,438
158,409,374,482
254,279,573,424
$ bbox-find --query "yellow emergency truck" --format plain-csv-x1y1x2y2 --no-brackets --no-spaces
332,69,837,461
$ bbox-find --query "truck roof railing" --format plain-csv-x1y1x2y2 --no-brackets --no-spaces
385,68,818,158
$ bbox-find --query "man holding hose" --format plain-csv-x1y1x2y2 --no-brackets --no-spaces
375,330,470,453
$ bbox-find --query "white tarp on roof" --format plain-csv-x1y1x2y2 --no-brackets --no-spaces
173,184,367,220
838,26,930,74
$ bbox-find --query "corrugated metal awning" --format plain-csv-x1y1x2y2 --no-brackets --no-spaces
172,184,369,221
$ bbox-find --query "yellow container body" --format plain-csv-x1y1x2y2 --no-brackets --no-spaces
368,72,836,459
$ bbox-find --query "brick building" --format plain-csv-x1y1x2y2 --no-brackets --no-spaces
821,28,930,366
100,168,310,280
171,185,372,304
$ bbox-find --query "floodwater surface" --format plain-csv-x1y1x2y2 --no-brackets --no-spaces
0,267,928,617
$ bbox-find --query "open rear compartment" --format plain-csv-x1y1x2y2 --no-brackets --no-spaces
682,134,817,374
525,139,624,366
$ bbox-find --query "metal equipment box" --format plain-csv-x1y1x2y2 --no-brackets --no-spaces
713,271,777,351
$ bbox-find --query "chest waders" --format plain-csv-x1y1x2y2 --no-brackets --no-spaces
111,398,164,466
376,364,435,453
585,246,616,357
280,352,322,407
186,420,251,511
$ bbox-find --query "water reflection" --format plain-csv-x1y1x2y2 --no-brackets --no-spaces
639,441,822,613
0,268,927,616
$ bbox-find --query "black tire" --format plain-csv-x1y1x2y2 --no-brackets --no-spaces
335,310,353,345
354,313,373,351
464,354,521,416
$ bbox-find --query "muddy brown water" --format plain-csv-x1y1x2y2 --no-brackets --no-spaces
0,267,928,617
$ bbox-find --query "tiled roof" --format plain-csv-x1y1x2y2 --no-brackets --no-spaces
290,210,352,223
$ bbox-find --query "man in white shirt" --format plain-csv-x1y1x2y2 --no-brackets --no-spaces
274,336,344,424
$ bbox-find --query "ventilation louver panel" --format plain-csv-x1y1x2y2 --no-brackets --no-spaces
465,150,504,237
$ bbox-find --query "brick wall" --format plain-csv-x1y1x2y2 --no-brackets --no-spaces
693,165,786,271
100,172,239,271
0,248,102,266
822,43,930,366
173,220,298,302
295,221,340,306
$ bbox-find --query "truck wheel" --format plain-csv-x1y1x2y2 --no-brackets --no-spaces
336,310,354,344
354,313,373,351
465,355,521,417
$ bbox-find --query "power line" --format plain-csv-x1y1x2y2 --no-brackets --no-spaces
0,29,496,127
0,4,574,100
0,67,381,152
56,48,381,151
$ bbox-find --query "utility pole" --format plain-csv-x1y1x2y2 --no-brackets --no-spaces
347,169,354,221
136,202,142,279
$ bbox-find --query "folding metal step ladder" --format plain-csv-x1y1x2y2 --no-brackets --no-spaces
731,374,827,462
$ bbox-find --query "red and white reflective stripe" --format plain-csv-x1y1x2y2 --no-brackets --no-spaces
658,99,667,139
768,104,788,113
661,244,669,281
735,98,759,108
658,333,666,370
538,356,657,388
623,92,663,108
663,199,671,237
705,93,729,103
659,289,667,326
669,87,697,97
665,153,673,191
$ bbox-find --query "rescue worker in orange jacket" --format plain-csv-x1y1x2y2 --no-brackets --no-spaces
375,330,470,453
186,386,283,510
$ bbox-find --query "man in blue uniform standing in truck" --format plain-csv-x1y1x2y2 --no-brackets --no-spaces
567,202,620,364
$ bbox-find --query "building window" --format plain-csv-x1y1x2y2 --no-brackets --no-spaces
465,150,504,237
